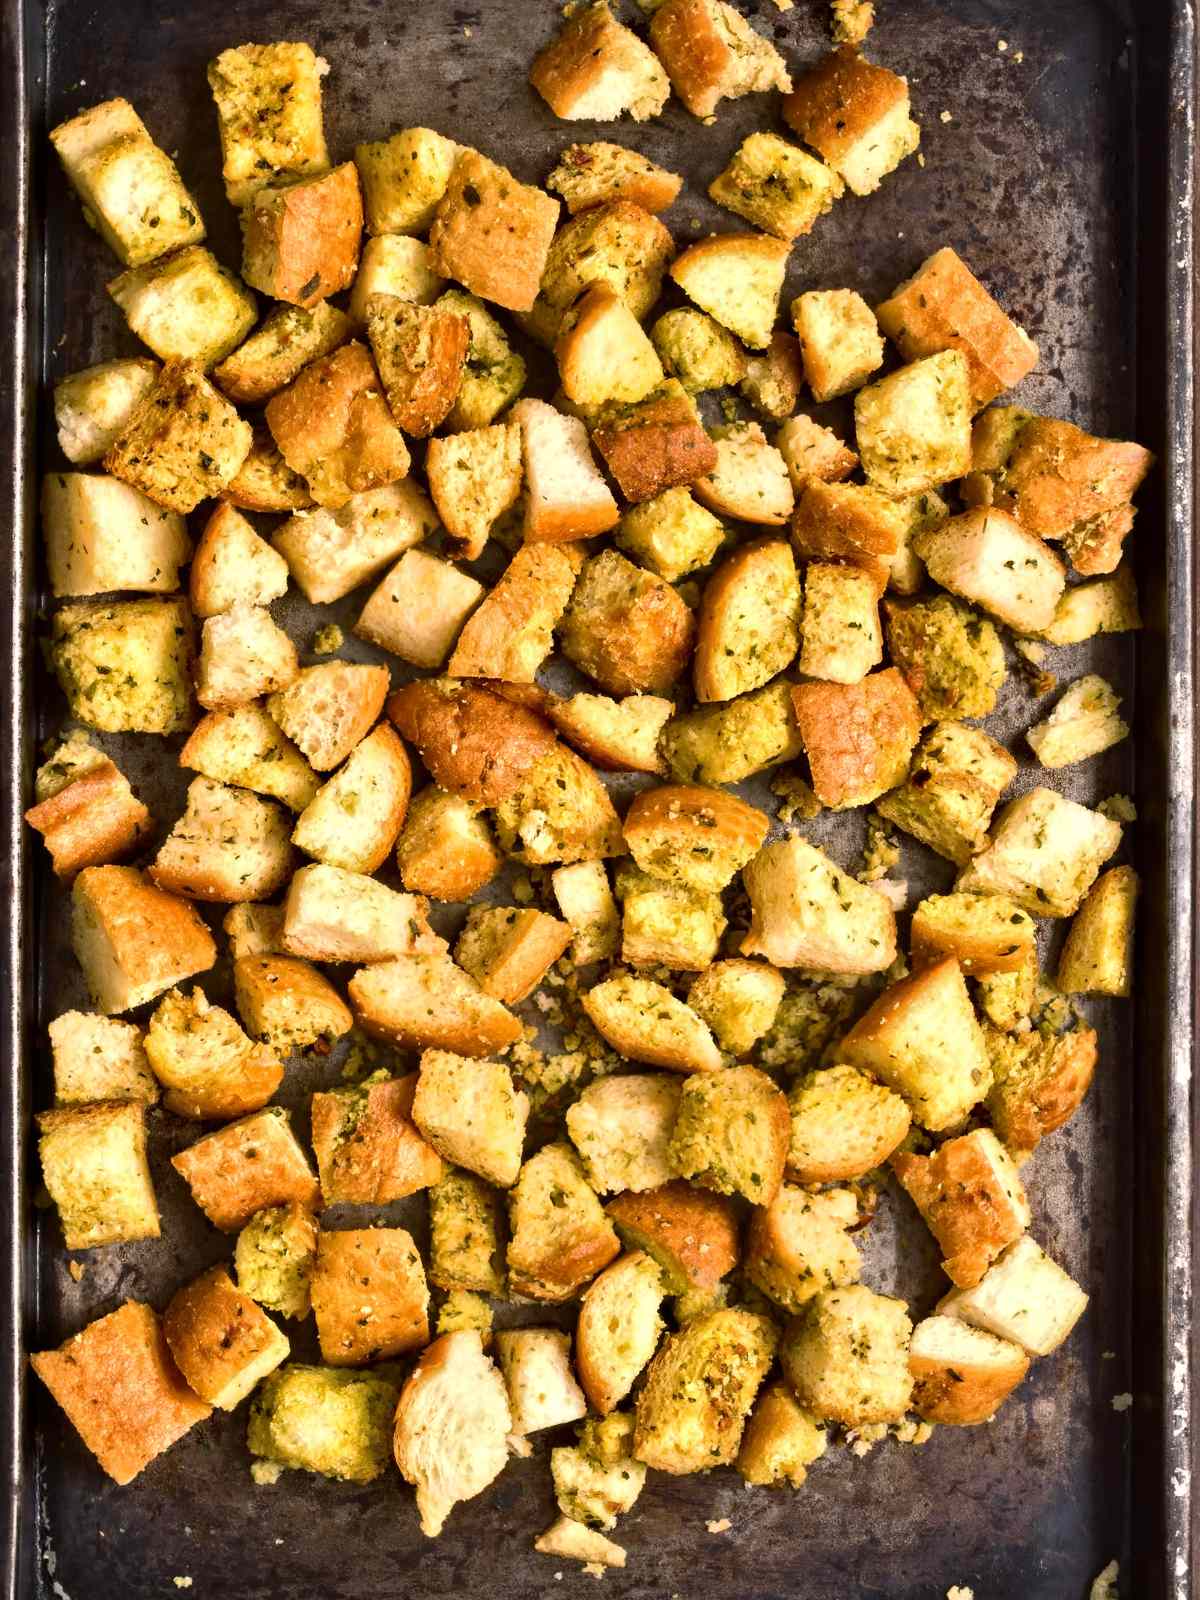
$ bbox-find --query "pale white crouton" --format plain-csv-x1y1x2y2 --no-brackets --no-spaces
282,864,438,964
54,358,159,465
107,246,257,370
530,1,670,123
189,503,289,618
694,422,793,526
48,1011,159,1106
291,722,412,874
1026,675,1129,769
583,975,722,1073
556,283,664,408
196,605,299,711
512,398,619,542
496,1328,588,1436
576,1253,666,1415
534,1518,626,1569
272,480,437,605
669,232,790,350
741,837,897,973
355,549,485,669
150,778,294,904
937,1235,1089,1356
349,236,446,326
914,510,1066,634
567,1075,683,1194
268,662,390,771
41,472,190,598
552,861,621,965
412,1050,529,1188
956,787,1122,917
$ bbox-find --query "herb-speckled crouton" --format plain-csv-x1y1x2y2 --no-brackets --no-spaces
507,1142,621,1301
633,1308,777,1473
429,150,560,315
624,783,769,893
908,1314,1029,1426
353,125,458,235
240,162,362,309
649,0,791,120
694,538,800,702
883,593,1007,721
893,1128,1030,1289
741,836,897,972
561,549,695,696
975,946,1039,1033
105,360,252,512
530,2,670,123
709,132,843,241
792,668,921,810
687,959,786,1057
914,509,1066,634
172,1106,321,1233
223,903,286,962
310,1072,443,1204
617,862,727,971
144,985,282,1121
576,1257,665,1415
668,1064,789,1204
1039,564,1141,645
214,300,351,405
910,892,1036,976
72,865,216,1014
740,330,804,421
696,422,794,526
737,1381,827,1488
785,1063,911,1184
207,42,329,205
40,471,190,599
606,1182,738,1296
412,1050,529,1188
792,289,884,402
669,233,790,352
150,778,294,904
776,413,859,491
38,1101,159,1250
790,478,905,596
650,309,746,395
195,605,298,712
54,357,161,465
1056,865,1137,996
583,974,723,1073
567,1075,683,1194
745,1185,861,1313
781,1285,913,1425
659,683,802,785
984,1024,1098,1158
163,1266,290,1411
433,290,526,431
249,1363,398,1483
189,504,290,618
396,786,501,902
235,1202,319,1320
525,200,674,346
937,1235,1088,1357
454,905,571,1005
957,787,1122,916
799,563,882,684
24,748,151,881
557,283,664,409
224,429,316,513
551,1413,648,1524
876,721,1017,866
435,1291,492,1349
234,954,354,1053
590,380,718,504
854,350,973,498
548,141,682,215
1026,674,1129,769
48,1011,158,1107
448,545,577,685
428,1168,506,1295
107,249,257,371
363,296,468,438
493,744,624,865
349,952,521,1058
782,47,919,197
551,860,621,964
311,1226,429,1366
549,692,672,775
425,423,522,560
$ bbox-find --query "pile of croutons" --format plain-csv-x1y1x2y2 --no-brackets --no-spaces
28,0,1146,1574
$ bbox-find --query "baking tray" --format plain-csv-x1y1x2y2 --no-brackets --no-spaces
0,0,1195,1596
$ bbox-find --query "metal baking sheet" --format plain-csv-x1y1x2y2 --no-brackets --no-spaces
0,1,1195,1596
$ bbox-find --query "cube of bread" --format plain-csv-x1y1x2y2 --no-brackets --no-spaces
876,721,1017,866
428,150,559,314
660,682,803,785
976,950,1040,1036
914,509,1066,633
241,163,362,308
1056,865,1137,997
268,662,390,771
54,357,160,465
354,125,459,236
883,593,1006,721
737,1381,827,1488
583,974,722,1074
575,1253,666,1415
781,1284,913,1425
799,562,882,683
548,692,672,775
782,46,919,195
223,903,286,962
909,1314,1030,1426
624,783,769,893
710,132,844,241
652,308,747,394
650,0,791,119
507,1141,621,1300
855,349,973,498
634,1308,777,1472
364,295,468,436
213,301,352,405
348,952,522,1057
272,479,435,603
668,1065,789,1204
551,860,621,964
496,1328,588,1435
349,235,446,327
591,380,718,505
163,1266,289,1409
31,1301,210,1485
311,1227,429,1366
511,398,619,542
790,478,904,593
33,729,111,804
107,247,256,369
937,1235,1088,1356
38,1101,159,1249
355,549,485,670
397,785,502,901
910,892,1036,976
985,1024,1098,1157
886,486,948,594
144,986,282,1121
616,488,724,585
105,360,252,513
530,2,669,122
207,42,330,205
741,836,898,972
282,864,435,964
454,906,572,1005
606,1181,738,1294
386,677,556,805
556,283,664,412
195,605,298,712
792,288,884,402
189,503,289,618
429,1169,506,1295
695,422,794,526
48,1011,157,1106
235,1202,319,1319
411,1050,529,1188
180,704,318,813
617,862,726,971
548,140,682,215
25,756,151,880
792,668,922,809
740,330,805,421
249,1362,398,1484
426,423,522,560
72,865,216,1014
957,787,1122,917
526,198,674,346
311,1072,443,1205
493,744,625,864
1026,673,1129,769
777,415,861,495
694,538,800,701
439,289,528,430
687,959,786,1057
172,1106,321,1232
448,545,577,683
839,957,991,1131
233,954,354,1053
786,1063,910,1184
893,1128,1029,1289
150,778,294,904
567,1076,682,1194
876,248,1039,411
222,428,315,513
41,471,189,600
669,232,790,350
745,1185,861,1312
553,1415,646,1527
50,98,205,266
392,1331,512,1534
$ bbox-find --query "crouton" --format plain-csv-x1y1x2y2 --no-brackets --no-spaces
163,1265,289,1410
741,836,898,972
37,1101,158,1250
72,865,216,1014
172,1106,321,1232
616,861,726,971
222,429,316,513
694,422,794,527
107,247,257,371
831,0,875,44
670,232,790,350
555,551,690,696
397,786,502,901
782,1284,912,1425
745,1185,861,1313
448,545,577,684
149,778,293,904
180,704,317,814
594,380,719,504
782,46,919,196
496,1328,588,1437
1027,673,1129,769
693,538,800,703
876,721,1017,866
363,295,468,436
213,300,351,405
984,1023,1098,1157
573,1252,666,1418
427,1169,506,1296
54,357,161,466
668,1065,789,1204
354,125,459,235
661,682,802,786
527,199,674,343
104,359,252,513
785,1062,910,1183
24,755,150,881
354,549,484,671
493,744,624,865
653,311,746,401
267,662,390,773
624,783,769,894
957,787,1122,917
195,605,298,713
549,693,672,776
649,0,791,118
567,1076,682,1196
876,248,1039,411
583,974,722,1074
547,140,682,215
439,289,528,431
887,487,948,594
426,423,522,560
33,730,110,804
507,1142,621,1300
189,504,289,620
606,1181,738,1294
453,906,571,1007
309,1071,442,1205
349,235,446,327
1057,865,1137,997
250,1362,398,1484
428,150,559,314
552,1415,647,1524
790,478,905,592
409,1049,529,1188
207,42,330,205
915,509,1066,633
893,1127,1029,1289
535,1519,627,1569
792,288,884,402
556,282,664,409
224,903,286,962
799,563,882,684
615,494,721,590
281,865,433,966
40,471,188,599
511,398,620,543
938,1234,1088,1356
310,1226,429,1367
233,954,354,1053
551,861,621,964
792,668,921,810
235,1202,318,1319
272,479,435,604
531,2,669,122
908,1314,1030,1426
687,960,786,1057
1039,564,1142,645
31,1301,210,1485
143,986,282,1121
855,350,973,498
386,677,556,805
976,947,1039,1034
48,1011,157,1107
737,1381,827,1488
740,331,805,421
240,163,361,311
634,1307,776,1472
710,132,844,241
910,892,1036,976
287,721,411,875
883,593,1006,722
348,952,522,1057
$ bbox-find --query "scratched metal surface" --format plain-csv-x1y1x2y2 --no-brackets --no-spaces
4,0,1188,1595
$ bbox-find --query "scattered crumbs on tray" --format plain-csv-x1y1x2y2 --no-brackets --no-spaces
997,38,1008,51
1111,1392,1133,1412
705,1518,731,1534
67,1260,83,1282
311,623,343,655
1091,1561,1120,1600
582,1564,606,1580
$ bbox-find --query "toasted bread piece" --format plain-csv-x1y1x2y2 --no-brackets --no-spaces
957,786,1122,917
781,1285,912,1426
440,289,528,430
668,1064,790,1204
207,42,330,205
548,692,672,775
396,785,502,900
1056,865,1137,997
584,974,722,1073
272,479,435,604
144,986,282,1121
976,947,1039,1034
1026,673,1129,769
909,1314,1030,1426
364,295,469,437
893,1128,1029,1289
48,1011,158,1107
310,1073,444,1204
576,1252,666,1415
737,1381,827,1488
740,330,805,421
454,906,572,1006
910,892,1035,976
547,140,682,215
355,549,485,670
937,1234,1088,1356
711,132,843,242
914,509,1066,634
785,1063,910,1184
72,865,216,1015
792,668,921,810
195,605,298,712
290,722,412,873
741,836,898,972
54,357,161,466
349,235,446,326
694,538,800,702
745,1185,861,1313
214,300,351,406
312,1226,429,1366
105,359,252,513
250,1362,398,1483
616,860,726,972
348,952,522,1057
776,414,859,491
624,784,769,893
855,350,973,497
40,471,190,598
660,682,802,785
591,379,718,504
984,1024,1098,1158
877,721,1016,867
25,756,151,880
535,1518,627,1570
429,1168,507,1294
798,562,882,684
107,248,257,371
233,954,354,1053
883,593,1006,721
511,398,620,543
223,903,286,962
792,288,884,402
163,1266,289,1410
669,232,790,350
508,1141,621,1301
557,283,664,411
223,428,317,514
687,959,786,1057
425,423,523,560
387,678,556,805
267,662,389,772
782,47,919,196
189,503,289,618
695,421,794,526
650,0,792,118
551,1415,647,1526
496,1328,588,1435
150,778,293,904
493,744,625,865
651,308,747,394
412,1050,529,1188
282,864,434,964
790,478,904,593
354,125,459,235
531,2,669,122
448,545,577,683
607,1181,738,1299
172,1107,321,1232
634,1308,777,1472
429,150,560,314
31,1301,210,1485
552,860,621,964
239,162,360,308
37,1101,159,1249
235,1202,318,1319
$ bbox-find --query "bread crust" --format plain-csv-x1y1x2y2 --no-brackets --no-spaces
233,954,354,1052
909,1315,1030,1425
591,382,717,503
386,678,557,805
791,479,905,592
240,162,363,308
530,1,669,121
162,1265,289,1409
561,549,696,696
311,1072,445,1204
606,1180,739,1292
172,1108,322,1232
312,1226,430,1365
583,975,722,1073
447,544,577,683
25,759,151,879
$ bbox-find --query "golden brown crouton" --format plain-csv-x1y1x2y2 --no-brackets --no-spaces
984,1024,1098,1158
790,478,905,592
737,1381,827,1488
741,836,898,973
448,545,577,683
560,549,695,695
240,163,362,308
740,331,805,421
668,1064,790,1204
876,721,1017,867
493,743,624,865
223,431,316,513
163,1266,289,1410
693,538,800,703
53,357,161,466
105,359,252,513
792,668,921,810
556,282,665,409
353,125,459,236
24,757,151,880
669,232,790,350
624,783,769,893
711,134,843,243
149,778,293,904
908,1314,1030,1426
547,140,682,215
893,1128,1030,1289
311,1228,429,1370
781,1284,913,1425
855,350,973,498
454,906,572,1005
910,892,1035,976
386,678,556,805
799,562,882,684
412,1050,529,1187
38,1101,159,1250
267,662,389,772
396,786,502,901
651,308,747,394
956,787,1122,917
548,692,672,775
782,47,919,196
311,1072,443,1204
937,1235,1088,1357
282,865,436,965
425,423,523,560
507,1142,621,1301
144,986,282,1121
364,295,469,436
744,1185,861,1312
687,959,786,1056
213,300,351,405
616,862,726,971
530,2,669,122
72,865,216,1015
792,287,884,402
776,414,859,490
348,952,522,1057
660,682,803,785
1056,865,1137,996
606,1181,739,1294
291,722,413,875
172,1107,322,1232
583,974,722,1073
576,1253,666,1415
207,42,329,205
785,1063,910,1184
975,948,1039,1034
591,380,718,505
882,592,1006,721
428,1169,506,1294
428,150,560,314
525,199,674,345
634,1308,777,1472
233,954,354,1053
649,0,792,119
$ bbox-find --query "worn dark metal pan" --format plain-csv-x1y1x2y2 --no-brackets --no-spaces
0,0,1195,1595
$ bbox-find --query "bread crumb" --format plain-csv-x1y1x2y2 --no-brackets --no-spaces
583,1563,606,1579
67,1260,83,1282
1090,1563,1119,1600
250,1459,283,1485
939,110,954,124
1111,1392,1133,1412
768,0,794,8
705,1518,731,1534
997,38,1008,50
172,1581,193,1592
1014,50,1025,63
1102,1349,1117,1359
947,1589,975,1600
311,623,344,655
